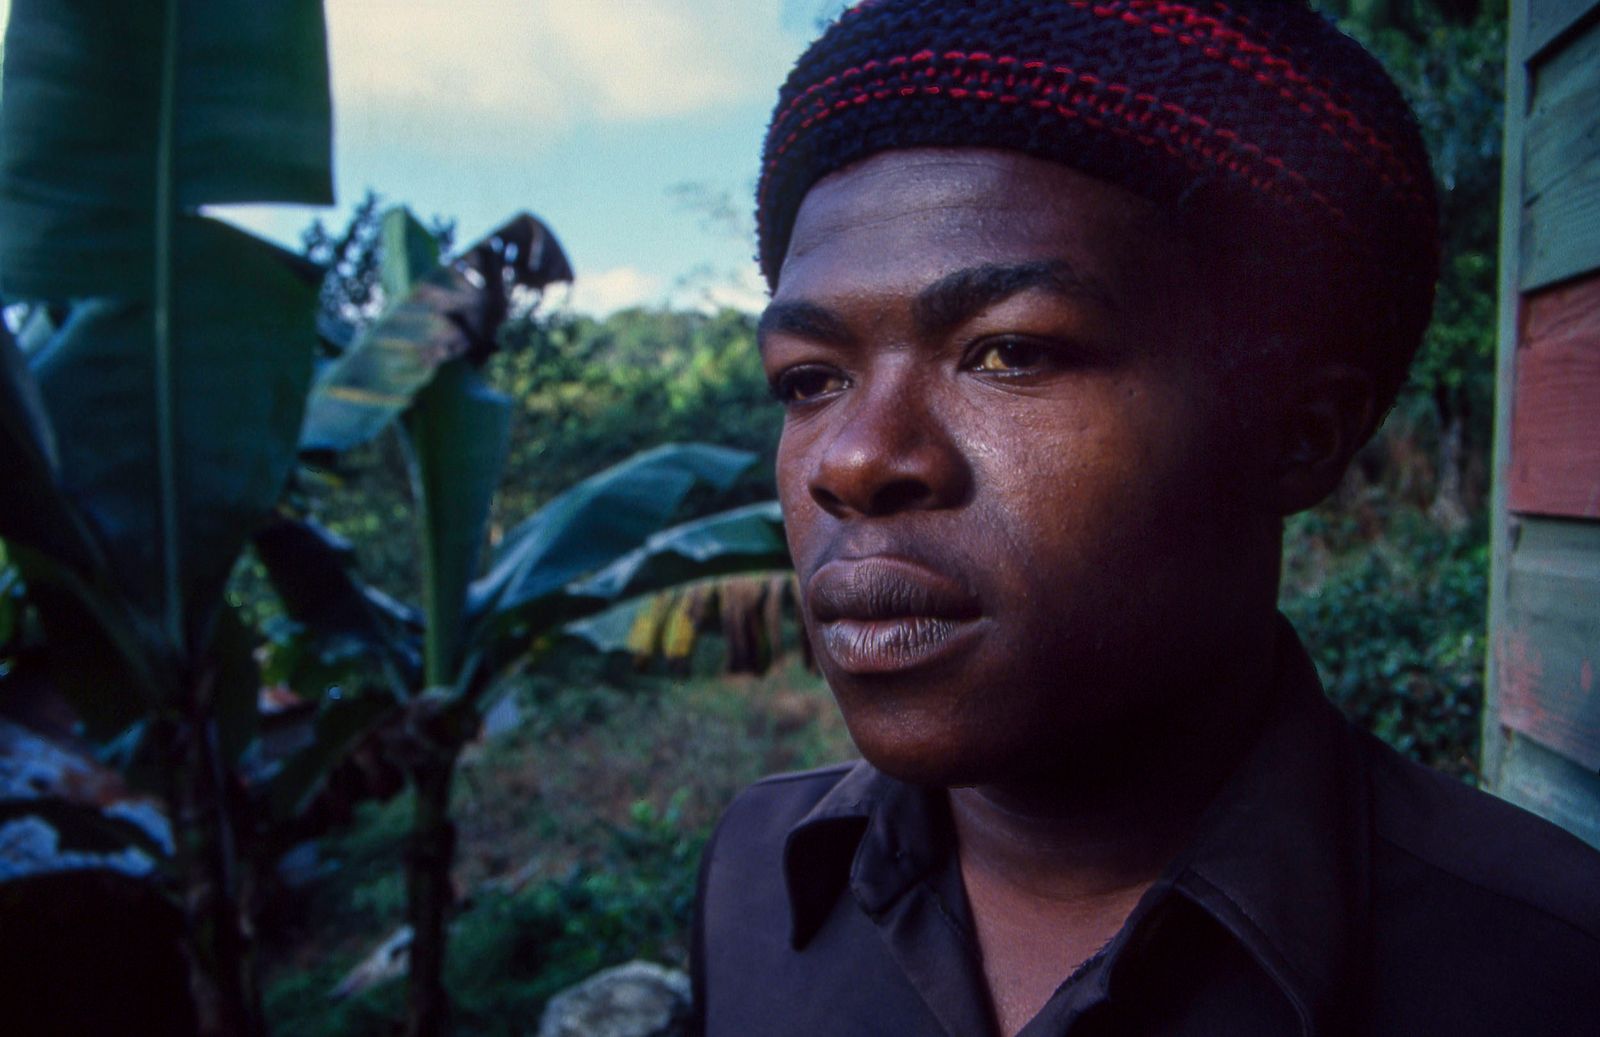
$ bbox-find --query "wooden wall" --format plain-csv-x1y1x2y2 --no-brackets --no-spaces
1483,0,1600,847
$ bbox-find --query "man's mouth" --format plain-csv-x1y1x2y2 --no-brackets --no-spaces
805,556,984,675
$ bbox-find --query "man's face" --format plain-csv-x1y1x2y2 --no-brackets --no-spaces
761,149,1279,788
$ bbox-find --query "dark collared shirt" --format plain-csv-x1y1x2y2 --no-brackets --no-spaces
691,628,1600,1035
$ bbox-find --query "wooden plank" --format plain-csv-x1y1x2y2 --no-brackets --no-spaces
1493,731,1600,851
1525,0,1600,61
1507,272,1600,517
1497,518,1600,770
1521,16,1600,290
1483,2,1530,788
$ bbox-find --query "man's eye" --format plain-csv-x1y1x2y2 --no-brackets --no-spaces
772,366,847,403
970,338,1050,373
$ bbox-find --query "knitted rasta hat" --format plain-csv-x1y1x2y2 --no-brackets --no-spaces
756,0,1440,399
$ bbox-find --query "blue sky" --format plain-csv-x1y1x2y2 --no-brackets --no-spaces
0,0,850,315
216,0,849,316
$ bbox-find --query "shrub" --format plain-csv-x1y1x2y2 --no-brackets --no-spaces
1282,508,1487,779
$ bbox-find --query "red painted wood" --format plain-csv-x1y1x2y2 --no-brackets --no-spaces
1495,519,1600,770
1499,627,1600,772
1509,272,1600,518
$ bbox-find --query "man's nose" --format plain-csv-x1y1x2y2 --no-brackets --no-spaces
806,371,971,518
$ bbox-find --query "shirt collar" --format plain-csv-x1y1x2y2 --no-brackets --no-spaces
781,619,1373,1036
783,758,946,947
1164,626,1373,1036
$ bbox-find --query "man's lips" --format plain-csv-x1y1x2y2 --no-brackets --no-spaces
806,557,983,675
806,556,982,622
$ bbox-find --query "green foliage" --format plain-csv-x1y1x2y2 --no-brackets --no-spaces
265,805,703,1037
1282,508,1487,779
0,0,332,298
472,445,763,641
265,970,404,1037
284,432,425,604
264,655,847,1037
1334,3,1505,471
300,210,570,456
1,0,332,691
256,202,788,1035
301,191,457,328
292,198,781,607
1273,3,1506,781
445,799,703,1035
302,305,781,606
29,222,319,639
0,0,333,836
404,360,514,686
0,2,334,1030
491,307,780,520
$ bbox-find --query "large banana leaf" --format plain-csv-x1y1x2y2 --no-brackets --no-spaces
468,444,757,632
3,300,165,719
0,321,56,472
0,324,105,577
253,517,422,686
486,501,790,644
210,604,263,765
0,550,166,736
574,502,790,604
402,361,513,688
299,211,459,453
262,687,395,822
0,0,332,299
300,210,573,453
380,207,443,302
28,217,319,647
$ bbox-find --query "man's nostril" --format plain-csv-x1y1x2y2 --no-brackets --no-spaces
810,484,848,516
867,478,936,516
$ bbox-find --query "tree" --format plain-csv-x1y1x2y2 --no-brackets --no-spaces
1322,0,1506,524
301,190,458,330
262,208,790,1036
0,1,333,1032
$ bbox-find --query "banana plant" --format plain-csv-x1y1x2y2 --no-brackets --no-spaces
257,209,787,1036
0,1,332,1033
567,571,810,675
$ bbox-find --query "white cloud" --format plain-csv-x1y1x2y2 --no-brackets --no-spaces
325,4,565,124
539,1,750,121
326,0,799,131
569,265,666,316
667,264,769,315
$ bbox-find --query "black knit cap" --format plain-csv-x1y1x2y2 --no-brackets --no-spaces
757,0,1440,393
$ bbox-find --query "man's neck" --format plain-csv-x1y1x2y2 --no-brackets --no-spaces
948,613,1284,1035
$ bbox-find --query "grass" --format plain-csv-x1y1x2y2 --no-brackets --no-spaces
260,646,851,1036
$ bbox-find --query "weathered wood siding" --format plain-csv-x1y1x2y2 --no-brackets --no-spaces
1484,0,1600,846
1507,277,1600,517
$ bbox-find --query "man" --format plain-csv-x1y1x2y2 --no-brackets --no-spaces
692,2,1600,1034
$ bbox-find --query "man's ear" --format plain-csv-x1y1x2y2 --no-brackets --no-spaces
1267,364,1378,515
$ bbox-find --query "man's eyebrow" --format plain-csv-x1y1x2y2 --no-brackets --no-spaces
912,259,1118,338
757,300,854,351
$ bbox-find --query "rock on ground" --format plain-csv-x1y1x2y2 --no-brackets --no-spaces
536,960,692,1037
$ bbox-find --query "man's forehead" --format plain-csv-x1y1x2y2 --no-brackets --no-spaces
785,150,1142,252
774,149,1166,308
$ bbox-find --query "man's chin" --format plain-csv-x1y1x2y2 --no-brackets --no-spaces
841,723,1008,790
